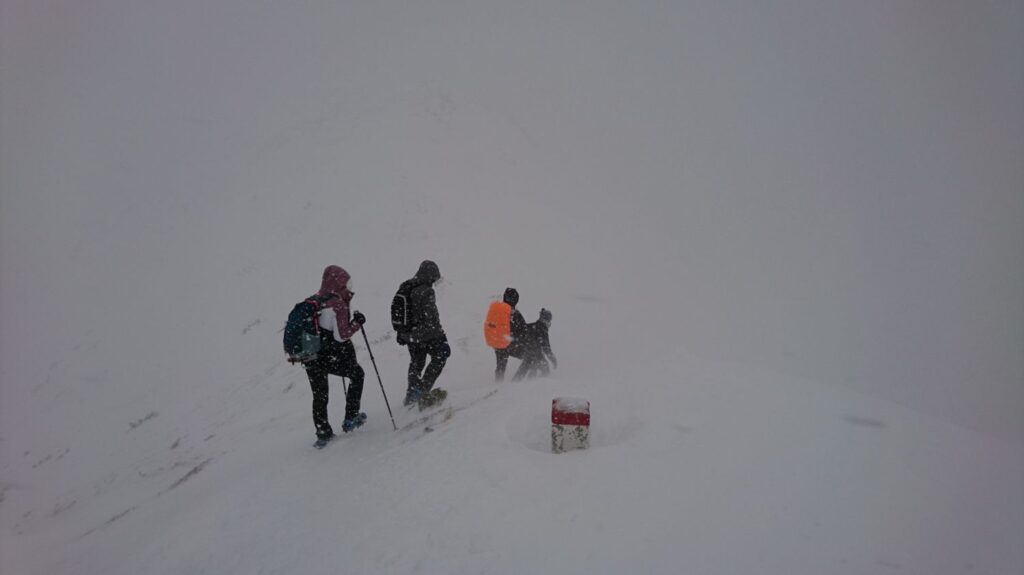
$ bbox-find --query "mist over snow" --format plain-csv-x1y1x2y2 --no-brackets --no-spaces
1,1,1022,574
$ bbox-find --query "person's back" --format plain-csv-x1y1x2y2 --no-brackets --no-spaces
520,317,551,356
400,261,445,345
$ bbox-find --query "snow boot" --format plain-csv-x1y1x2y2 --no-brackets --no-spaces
417,388,448,411
342,412,367,433
313,433,336,449
403,388,423,408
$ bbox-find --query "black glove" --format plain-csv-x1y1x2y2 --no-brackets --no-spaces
352,311,366,326
396,332,408,346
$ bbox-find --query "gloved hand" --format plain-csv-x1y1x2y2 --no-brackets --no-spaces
396,332,408,346
549,355,558,370
352,311,366,326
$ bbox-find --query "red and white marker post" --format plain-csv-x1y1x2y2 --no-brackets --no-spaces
552,397,590,453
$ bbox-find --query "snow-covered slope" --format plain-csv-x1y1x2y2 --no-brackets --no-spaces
1,1,1022,574
8,349,1024,575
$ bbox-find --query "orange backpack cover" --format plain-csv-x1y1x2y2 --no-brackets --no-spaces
484,301,513,349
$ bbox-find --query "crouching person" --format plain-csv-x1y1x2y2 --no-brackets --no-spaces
512,308,557,381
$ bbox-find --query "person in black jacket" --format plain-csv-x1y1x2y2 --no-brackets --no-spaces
395,260,450,407
495,287,527,382
512,308,557,381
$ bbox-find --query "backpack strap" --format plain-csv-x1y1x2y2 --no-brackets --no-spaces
305,294,337,336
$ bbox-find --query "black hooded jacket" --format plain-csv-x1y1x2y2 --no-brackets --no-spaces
398,260,447,344
520,318,553,359
503,288,527,352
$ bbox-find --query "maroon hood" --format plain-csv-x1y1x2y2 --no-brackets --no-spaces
317,265,352,303
314,265,361,341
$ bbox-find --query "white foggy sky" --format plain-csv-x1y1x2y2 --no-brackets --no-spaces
1,0,1022,442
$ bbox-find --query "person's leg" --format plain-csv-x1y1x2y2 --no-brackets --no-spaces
495,348,509,381
535,356,550,377
420,339,451,391
511,350,534,382
334,341,365,421
404,344,428,405
305,362,333,439
407,344,427,389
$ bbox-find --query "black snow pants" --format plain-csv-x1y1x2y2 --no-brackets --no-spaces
304,339,364,439
494,345,523,381
407,337,450,393
512,348,550,381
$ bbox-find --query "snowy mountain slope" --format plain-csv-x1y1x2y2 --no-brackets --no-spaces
2,0,1023,574
5,347,1024,575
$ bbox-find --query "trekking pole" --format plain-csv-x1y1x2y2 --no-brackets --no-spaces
360,325,397,430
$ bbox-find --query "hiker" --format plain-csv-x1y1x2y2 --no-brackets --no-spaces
484,287,527,381
512,308,557,381
392,260,450,408
304,265,367,446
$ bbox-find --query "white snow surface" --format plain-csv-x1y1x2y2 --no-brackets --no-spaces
2,1,1023,574
553,397,591,414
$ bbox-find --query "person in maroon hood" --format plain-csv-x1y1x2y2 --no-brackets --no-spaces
305,265,367,445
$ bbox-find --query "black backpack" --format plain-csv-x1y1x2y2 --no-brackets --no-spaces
283,294,334,363
390,281,417,335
